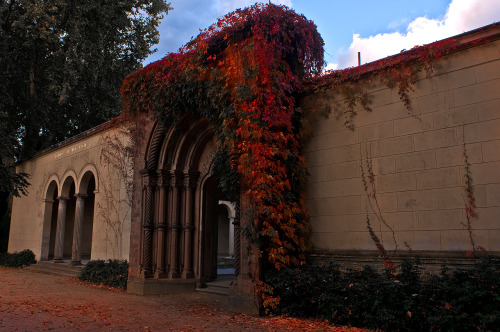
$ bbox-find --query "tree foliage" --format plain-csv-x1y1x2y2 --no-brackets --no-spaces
0,0,170,195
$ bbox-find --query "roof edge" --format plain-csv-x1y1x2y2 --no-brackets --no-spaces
21,114,129,163
307,21,500,91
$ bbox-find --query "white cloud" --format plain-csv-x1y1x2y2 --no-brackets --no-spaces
214,0,293,14
337,0,500,69
324,63,338,72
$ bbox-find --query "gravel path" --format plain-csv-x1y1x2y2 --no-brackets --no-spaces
0,267,368,331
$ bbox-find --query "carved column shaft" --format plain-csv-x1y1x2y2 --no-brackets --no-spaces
168,173,181,278
181,172,198,279
142,173,156,277
71,194,87,265
54,196,69,262
155,172,169,278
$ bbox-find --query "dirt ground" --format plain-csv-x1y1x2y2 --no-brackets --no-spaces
0,267,368,331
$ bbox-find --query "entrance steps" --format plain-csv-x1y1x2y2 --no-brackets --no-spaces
196,275,233,296
26,261,85,278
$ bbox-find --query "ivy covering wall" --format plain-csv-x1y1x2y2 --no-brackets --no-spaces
121,4,325,270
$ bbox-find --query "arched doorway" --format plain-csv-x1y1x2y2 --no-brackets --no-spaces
200,175,227,283
217,200,236,276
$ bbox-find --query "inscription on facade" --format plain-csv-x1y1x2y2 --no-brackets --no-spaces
54,143,87,159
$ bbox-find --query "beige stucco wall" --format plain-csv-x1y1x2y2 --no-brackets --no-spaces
9,123,132,261
303,39,500,254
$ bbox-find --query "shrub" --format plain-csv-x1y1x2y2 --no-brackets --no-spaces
79,259,128,289
263,256,499,331
0,249,36,268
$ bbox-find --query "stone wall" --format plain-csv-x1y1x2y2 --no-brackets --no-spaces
302,36,500,259
9,122,132,261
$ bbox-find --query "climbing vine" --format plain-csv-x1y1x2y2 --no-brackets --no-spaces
302,38,462,129
96,124,133,258
360,145,396,270
121,4,325,270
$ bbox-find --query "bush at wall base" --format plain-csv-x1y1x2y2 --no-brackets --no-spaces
0,249,36,268
78,259,128,289
264,256,499,331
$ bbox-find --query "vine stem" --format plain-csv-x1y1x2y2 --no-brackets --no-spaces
361,144,398,251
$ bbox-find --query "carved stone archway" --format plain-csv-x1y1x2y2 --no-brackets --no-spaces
138,115,241,282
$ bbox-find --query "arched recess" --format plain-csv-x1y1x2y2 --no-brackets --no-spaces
53,173,77,261
72,169,96,263
78,164,99,194
40,176,59,261
138,115,239,282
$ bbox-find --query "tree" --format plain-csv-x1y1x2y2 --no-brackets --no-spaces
0,0,170,191
0,0,170,251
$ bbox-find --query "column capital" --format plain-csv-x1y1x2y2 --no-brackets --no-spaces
74,193,88,199
183,170,200,189
169,170,183,189
157,170,171,188
57,196,69,201
141,171,157,188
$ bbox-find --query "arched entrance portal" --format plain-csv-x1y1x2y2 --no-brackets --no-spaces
139,117,240,283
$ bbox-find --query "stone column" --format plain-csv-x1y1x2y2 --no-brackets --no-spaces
53,196,69,263
168,171,181,279
181,171,198,279
141,170,156,278
71,194,87,265
155,171,169,278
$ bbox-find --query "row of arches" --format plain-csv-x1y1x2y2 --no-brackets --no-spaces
41,166,98,264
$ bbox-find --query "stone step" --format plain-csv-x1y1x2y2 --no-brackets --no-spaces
196,284,230,296
26,261,83,278
196,276,232,296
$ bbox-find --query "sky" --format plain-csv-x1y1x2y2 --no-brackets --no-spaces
144,0,500,70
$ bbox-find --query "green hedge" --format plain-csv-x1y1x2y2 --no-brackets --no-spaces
78,259,128,289
264,256,499,331
0,249,36,268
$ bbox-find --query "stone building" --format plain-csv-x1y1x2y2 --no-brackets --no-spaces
8,20,500,314
9,121,132,264
302,23,500,270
